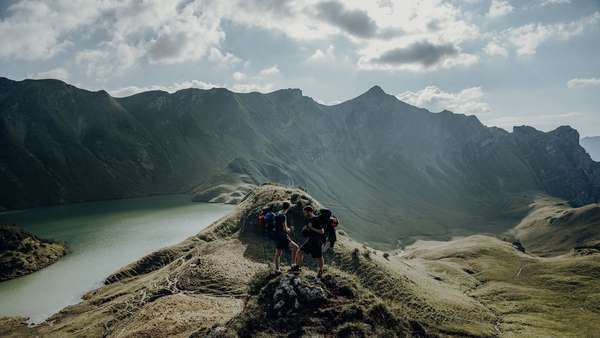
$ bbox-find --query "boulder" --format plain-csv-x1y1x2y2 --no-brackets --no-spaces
269,273,327,318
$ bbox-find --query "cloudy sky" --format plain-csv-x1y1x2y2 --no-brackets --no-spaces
1,0,599,136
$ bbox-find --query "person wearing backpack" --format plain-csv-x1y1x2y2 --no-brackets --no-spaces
291,206,325,277
273,202,299,273
319,209,338,252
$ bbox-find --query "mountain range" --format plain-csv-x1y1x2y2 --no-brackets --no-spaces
1,77,599,247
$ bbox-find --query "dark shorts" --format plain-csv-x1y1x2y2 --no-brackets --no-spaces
275,232,291,250
300,238,323,258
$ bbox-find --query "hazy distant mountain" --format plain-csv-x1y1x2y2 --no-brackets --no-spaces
1,77,599,245
582,136,600,161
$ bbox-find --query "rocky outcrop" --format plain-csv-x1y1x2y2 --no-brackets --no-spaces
0,226,67,281
269,273,327,318
210,269,422,338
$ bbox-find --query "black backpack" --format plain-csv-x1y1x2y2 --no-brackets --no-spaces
319,209,332,226
320,208,339,242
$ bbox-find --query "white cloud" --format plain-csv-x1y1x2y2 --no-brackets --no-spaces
75,42,142,79
231,83,275,93
313,97,342,105
351,0,480,71
230,65,279,92
0,1,100,60
397,86,491,115
0,0,485,78
307,45,336,63
539,0,571,6
228,0,480,46
507,24,551,56
567,78,600,88
258,65,280,76
483,41,508,57
148,15,221,64
505,12,600,56
109,79,220,97
488,0,514,18
206,48,241,67
0,0,236,77
233,72,247,81
113,1,229,67
29,67,71,81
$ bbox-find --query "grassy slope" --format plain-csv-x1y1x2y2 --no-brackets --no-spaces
1,185,599,337
402,236,600,337
511,195,600,256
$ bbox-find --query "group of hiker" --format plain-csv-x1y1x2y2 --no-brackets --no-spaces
258,202,338,278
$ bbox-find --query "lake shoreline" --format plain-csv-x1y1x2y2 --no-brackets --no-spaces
0,196,233,323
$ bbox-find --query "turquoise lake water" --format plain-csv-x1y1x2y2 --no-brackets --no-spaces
0,195,233,323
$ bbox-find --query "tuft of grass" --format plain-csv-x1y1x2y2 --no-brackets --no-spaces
336,322,369,338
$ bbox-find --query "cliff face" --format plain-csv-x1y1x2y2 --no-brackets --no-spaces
511,126,600,207
1,77,599,244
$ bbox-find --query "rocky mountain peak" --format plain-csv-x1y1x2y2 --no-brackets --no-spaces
267,88,303,99
550,125,580,143
364,85,386,96
345,85,399,107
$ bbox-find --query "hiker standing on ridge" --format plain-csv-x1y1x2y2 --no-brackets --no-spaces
292,206,325,277
273,202,299,272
